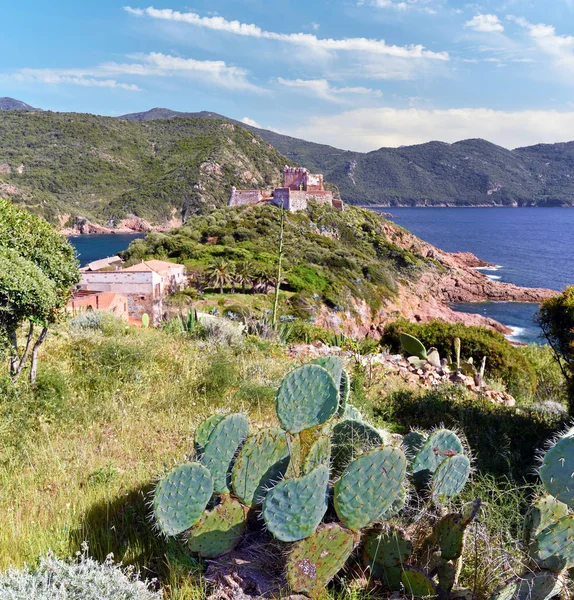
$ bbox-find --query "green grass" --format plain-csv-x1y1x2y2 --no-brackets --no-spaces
0,319,570,598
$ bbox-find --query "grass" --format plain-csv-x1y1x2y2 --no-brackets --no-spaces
0,318,570,598
0,320,292,598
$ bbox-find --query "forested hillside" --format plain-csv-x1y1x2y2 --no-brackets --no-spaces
0,111,288,226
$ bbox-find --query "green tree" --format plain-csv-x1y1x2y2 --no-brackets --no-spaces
0,199,80,382
206,258,234,295
236,259,254,294
536,287,574,413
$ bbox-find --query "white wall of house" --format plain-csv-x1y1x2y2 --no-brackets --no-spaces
80,271,162,297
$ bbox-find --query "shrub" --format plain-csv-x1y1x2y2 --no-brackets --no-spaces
0,547,161,599
198,316,244,346
70,310,105,330
382,319,537,398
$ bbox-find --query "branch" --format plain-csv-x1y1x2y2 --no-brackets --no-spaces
29,326,48,384
12,321,34,381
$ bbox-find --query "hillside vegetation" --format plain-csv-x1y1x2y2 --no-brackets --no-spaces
0,111,288,226
124,107,574,207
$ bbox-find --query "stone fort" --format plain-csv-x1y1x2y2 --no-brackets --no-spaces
229,166,343,212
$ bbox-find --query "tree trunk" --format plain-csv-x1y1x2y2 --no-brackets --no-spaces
30,327,48,384
12,322,34,381
9,329,18,376
219,284,223,295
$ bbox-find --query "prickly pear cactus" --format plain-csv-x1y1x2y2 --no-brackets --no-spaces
362,526,413,590
534,516,574,565
334,446,407,530
302,435,331,474
231,428,289,507
431,453,471,502
331,419,384,477
201,413,249,494
287,523,356,598
401,566,436,597
276,364,339,433
490,572,565,600
400,332,427,360
194,414,225,453
187,496,248,557
412,428,465,487
539,429,574,509
153,463,213,536
262,464,329,542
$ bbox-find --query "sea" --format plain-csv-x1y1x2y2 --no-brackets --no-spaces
373,207,574,344
68,208,574,345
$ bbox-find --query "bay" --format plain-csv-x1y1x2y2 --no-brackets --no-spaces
68,233,144,267
372,207,574,344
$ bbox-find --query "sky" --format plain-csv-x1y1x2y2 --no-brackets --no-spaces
4,0,574,151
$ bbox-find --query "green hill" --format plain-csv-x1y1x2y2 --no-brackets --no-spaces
0,111,288,226
123,107,574,207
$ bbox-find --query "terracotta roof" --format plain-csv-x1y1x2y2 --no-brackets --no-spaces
123,260,184,274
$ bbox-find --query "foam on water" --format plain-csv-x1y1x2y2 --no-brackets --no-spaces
485,275,501,281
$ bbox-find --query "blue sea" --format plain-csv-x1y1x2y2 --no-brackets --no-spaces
373,207,574,344
69,233,144,267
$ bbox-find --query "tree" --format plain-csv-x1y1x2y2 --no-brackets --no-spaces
0,199,79,382
206,258,234,294
272,207,286,328
536,286,574,414
236,259,254,294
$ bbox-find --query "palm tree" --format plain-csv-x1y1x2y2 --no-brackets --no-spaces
236,259,254,294
206,258,234,294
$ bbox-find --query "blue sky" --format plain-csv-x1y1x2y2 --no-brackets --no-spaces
4,0,574,150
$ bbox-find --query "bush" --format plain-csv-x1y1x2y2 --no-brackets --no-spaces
382,319,537,398
281,320,333,344
198,315,244,346
70,310,104,331
0,547,161,599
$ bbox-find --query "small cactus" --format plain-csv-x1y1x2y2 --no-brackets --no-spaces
400,332,427,359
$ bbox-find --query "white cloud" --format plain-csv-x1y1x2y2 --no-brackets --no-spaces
510,16,574,75
124,6,449,60
282,107,574,151
465,14,504,33
241,117,261,127
360,0,439,14
277,78,382,102
12,52,262,93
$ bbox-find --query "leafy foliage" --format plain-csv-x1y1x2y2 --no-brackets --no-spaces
536,286,574,412
122,203,432,316
383,319,537,397
0,112,288,224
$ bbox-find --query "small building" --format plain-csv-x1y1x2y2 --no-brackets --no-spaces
81,256,123,272
67,290,129,319
77,260,186,324
229,166,342,212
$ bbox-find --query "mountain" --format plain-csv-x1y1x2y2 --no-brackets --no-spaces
0,110,288,227
121,107,574,207
0,97,38,111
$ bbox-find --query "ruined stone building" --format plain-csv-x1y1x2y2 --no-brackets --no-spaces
229,166,343,212
72,259,186,324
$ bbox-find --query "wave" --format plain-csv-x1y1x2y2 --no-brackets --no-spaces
475,265,503,272
485,274,501,281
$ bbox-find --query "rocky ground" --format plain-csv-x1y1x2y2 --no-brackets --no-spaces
290,341,517,407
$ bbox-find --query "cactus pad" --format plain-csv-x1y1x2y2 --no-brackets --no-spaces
263,464,329,542
231,427,289,507
194,415,224,453
201,413,249,494
302,436,332,474
534,516,574,565
539,433,574,509
153,462,214,537
362,526,412,590
343,404,363,421
286,523,356,598
412,429,464,486
526,495,570,571
491,572,565,600
433,513,468,561
311,356,343,387
400,333,427,359
187,496,248,558
431,454,471,502
331,419,384,477
334,446,407,531
436,561,456,596
402,431,427,459
276,365,339,433
401,566,436,598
